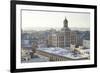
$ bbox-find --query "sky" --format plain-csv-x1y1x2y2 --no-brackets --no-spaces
22,10,90,31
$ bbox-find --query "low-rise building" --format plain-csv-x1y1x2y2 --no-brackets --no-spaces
83,40,90,49
36,47,89,61
21,48,32,61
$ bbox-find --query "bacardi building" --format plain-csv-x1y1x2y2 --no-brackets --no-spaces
47,17,79,48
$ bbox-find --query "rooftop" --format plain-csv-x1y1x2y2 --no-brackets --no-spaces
21,55,49,63
37,47,89,59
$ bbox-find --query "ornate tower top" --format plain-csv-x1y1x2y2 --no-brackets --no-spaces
61,17,70,32
64,17,68,28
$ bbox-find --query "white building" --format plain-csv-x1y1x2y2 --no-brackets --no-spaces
21,48,32,61
83,40,90,49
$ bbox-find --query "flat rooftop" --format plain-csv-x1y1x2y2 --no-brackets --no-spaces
37,47,90,59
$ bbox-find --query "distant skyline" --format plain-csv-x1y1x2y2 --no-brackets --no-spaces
22,10,90,31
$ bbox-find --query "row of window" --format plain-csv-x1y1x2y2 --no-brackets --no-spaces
49,56,66,61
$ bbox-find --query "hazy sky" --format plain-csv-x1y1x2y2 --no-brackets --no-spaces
22,10,90,31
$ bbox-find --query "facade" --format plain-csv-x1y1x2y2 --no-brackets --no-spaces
47,18,78,48
21,32,37,61
36,50,70,61
83,40,90,49
21,48,32,61
36,47,89,61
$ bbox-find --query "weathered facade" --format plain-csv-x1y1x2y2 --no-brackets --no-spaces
47,18,79,48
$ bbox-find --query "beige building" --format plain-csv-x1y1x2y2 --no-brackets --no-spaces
47,18,78,48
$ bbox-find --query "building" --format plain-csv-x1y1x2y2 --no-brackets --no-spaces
83,40,90,49
70,44,90,58
47,18,78,48
36,47,89,61
75,30,90,46
21,48,32,61
21,31,37,61
21,38,33,62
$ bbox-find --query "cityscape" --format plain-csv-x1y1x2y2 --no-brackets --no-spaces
21,17,90,63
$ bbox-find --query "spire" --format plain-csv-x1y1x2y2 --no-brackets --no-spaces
61,17,70,32
64,17,68,28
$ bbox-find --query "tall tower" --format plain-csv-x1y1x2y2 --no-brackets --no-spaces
62,17,71,48
61,17,70,32
64,17,68,28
